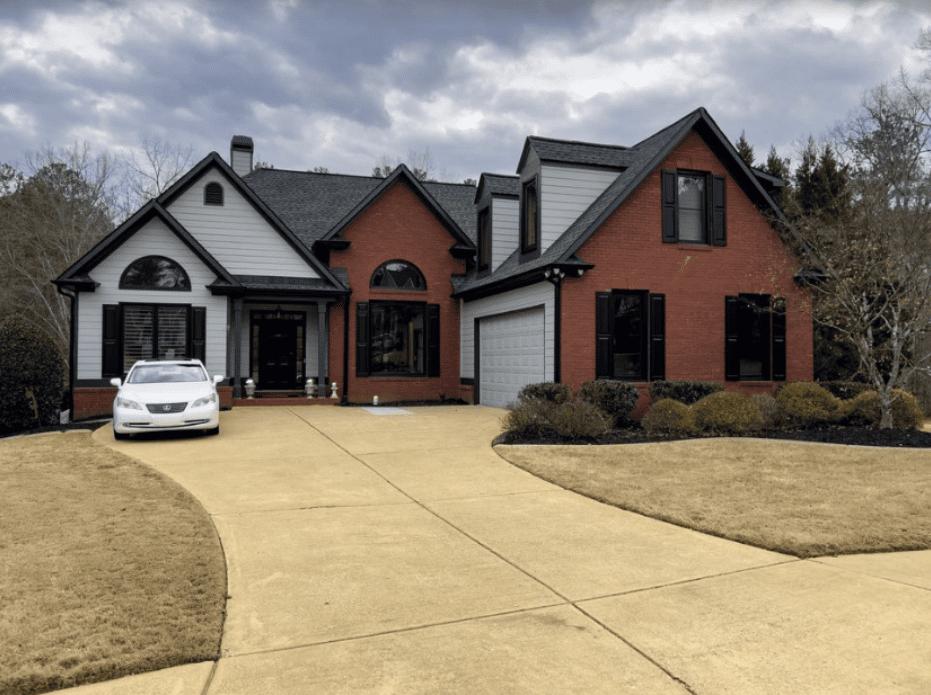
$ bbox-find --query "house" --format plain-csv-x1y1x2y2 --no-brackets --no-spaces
55,107,812,419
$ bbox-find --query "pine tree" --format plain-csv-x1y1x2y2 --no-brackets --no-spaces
734,131,755,169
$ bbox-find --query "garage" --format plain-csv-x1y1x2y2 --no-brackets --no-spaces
477,307,545,408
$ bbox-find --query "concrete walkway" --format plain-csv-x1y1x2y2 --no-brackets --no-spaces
71,405,931,694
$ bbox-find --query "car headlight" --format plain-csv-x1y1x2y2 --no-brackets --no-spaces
191,393,218,408
116,396,142,410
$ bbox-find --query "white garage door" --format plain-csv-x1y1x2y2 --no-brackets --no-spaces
479,308,545,408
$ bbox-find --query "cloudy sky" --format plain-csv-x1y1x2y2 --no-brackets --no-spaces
1,0,929,185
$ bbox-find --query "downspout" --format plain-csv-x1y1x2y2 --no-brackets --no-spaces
55,285,77,414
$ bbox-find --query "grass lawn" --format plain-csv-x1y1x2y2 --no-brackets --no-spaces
0,431,226,695
496,437,931,558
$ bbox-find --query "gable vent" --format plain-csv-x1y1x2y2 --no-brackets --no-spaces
204,182,224,206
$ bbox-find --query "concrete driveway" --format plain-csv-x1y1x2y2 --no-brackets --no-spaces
73,405,931,694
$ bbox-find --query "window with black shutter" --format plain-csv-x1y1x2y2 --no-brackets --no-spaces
103,303,206,377
724,294,785,381
595,290,665,382
661,169,726,246
356,300,440,378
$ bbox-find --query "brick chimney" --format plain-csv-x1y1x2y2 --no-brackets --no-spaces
230,135,253,176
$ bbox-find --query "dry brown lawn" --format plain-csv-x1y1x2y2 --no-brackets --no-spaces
0,431,226,695
496,437,931,558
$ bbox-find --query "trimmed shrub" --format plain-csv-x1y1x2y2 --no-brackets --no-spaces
775,382,841,429
840,389,925,430
750,392,779,429
517,382,572,404
0,318,65,435
502,398,609,440
577,380,640,428
648,380,726,405
692,391,763,435
641,398,695,436
818,380,873,401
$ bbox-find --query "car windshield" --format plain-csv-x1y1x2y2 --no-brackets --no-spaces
127,364,208,384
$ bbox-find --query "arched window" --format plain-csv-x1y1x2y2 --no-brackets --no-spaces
370,260,426,291
119,256,191,291
204,182,224,206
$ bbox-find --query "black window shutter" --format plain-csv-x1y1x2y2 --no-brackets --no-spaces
595,292,612,377
427,304,440,377
772,300,787,381
649,293,665,381
661,170,678,243
191,307,206,363
724,295,740,381
355,302,369,377
711,175,726,246
102,304,121,378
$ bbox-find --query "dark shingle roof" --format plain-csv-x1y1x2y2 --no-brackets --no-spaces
242,169,477,247
520,137,632,171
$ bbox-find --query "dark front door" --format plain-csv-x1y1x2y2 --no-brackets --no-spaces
252,312,305,390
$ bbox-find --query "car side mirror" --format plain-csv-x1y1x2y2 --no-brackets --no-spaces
110,377,122,388
213,375,224,385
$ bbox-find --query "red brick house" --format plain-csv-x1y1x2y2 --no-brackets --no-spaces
55,107,811,418
454,107,812,408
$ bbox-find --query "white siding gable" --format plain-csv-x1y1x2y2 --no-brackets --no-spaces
539,164,617,253
491,197,518,271
167,169,318,279
75,218,228,380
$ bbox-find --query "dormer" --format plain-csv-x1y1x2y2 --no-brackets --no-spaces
515,136,628,256
475,173,519,273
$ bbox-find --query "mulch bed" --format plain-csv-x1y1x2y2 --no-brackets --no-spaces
497,426,931,448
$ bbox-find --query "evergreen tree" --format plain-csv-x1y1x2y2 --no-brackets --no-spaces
734,131,755,168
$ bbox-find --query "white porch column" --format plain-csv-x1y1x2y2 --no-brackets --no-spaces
317,302,329,386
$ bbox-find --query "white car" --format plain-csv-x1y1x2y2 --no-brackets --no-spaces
111,359,223,440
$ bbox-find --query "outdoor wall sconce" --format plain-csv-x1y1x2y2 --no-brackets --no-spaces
305,378,317,398
245,378,256,399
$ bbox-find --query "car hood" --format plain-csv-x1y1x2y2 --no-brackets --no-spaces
119,382,215,404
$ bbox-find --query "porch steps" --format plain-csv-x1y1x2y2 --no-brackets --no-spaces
232,397,338,407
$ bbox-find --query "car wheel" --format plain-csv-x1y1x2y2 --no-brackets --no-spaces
113,428,130,441
206,425,220,436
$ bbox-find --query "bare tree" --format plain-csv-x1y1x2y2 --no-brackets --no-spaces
372,148,439,181
785,75,931,427
123,134,194,208
0,144,116,362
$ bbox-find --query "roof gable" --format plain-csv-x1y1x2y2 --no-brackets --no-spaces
55,201,236,288
158,152,345,288
321,164,476,250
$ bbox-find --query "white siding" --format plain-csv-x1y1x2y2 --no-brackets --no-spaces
491,197,518,271
167,169,318,279
460,282,555,383
76,218,228,379
539,164,617,253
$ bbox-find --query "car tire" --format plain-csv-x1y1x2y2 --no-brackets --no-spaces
206,425,220,436
113,428,130,441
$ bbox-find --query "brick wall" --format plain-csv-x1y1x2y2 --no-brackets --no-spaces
560,130,813,398
328,180,467,404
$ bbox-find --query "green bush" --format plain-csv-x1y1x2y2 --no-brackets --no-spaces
0,318,65,435
818,380,873,401
577,380,640,428
517,382,572,404
641,399,695,436
648,380,726,405
502,398,609,440
750,392,779,429
839,389,924,430
692,391,762,435
775,382,841,429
